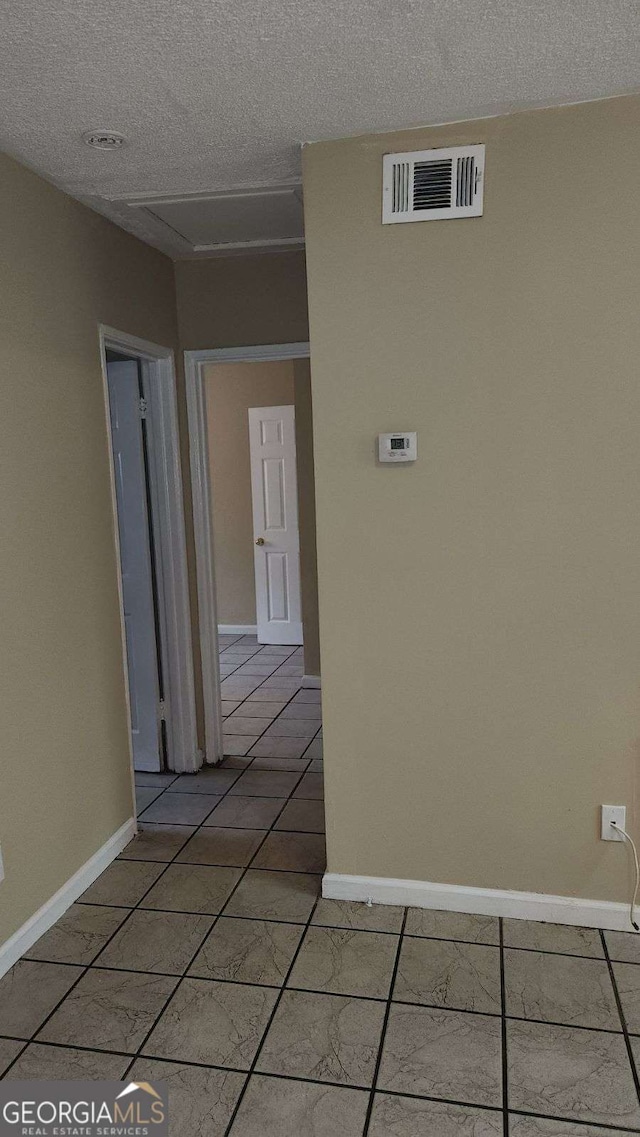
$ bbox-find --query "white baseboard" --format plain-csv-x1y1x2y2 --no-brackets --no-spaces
302,675,321,689
218,624,257,636
0,818,137,979
322,872,635,933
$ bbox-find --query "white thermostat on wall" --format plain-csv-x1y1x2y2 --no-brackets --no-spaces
378,432,417,463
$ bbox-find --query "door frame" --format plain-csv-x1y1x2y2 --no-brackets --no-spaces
185,342,310,764
99,325,201,775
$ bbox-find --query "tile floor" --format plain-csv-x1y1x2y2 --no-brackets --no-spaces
2,636,640,1133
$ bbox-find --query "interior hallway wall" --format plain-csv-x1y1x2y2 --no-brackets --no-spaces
303,94,640,903
0,150,179,947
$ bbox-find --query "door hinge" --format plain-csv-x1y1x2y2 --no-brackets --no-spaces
139,396,148,419
159,698,166,721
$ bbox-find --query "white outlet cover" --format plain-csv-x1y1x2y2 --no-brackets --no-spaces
601,804,626,841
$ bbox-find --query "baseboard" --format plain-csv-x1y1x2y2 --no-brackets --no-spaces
218,624,257,636
302,675,321,689
0,818,137,979
322,872,634,933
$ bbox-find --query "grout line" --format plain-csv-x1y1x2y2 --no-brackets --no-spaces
600,929,640,1107
3,1028,639,1135
499,917,509,1137
119,756,317,1083
221,894,322,1137
362,907,408,1136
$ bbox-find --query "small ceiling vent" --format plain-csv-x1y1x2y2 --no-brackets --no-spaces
382,144,485,224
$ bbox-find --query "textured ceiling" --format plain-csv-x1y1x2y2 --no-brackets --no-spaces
1,0,639,255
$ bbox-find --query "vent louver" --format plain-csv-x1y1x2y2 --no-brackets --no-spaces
383,145,485,224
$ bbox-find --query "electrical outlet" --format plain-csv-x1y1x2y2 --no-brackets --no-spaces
601,805,626,841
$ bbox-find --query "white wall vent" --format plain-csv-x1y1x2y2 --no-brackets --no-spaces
382,145,485,224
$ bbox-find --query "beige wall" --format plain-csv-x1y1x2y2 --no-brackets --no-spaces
175,252,309,351
0,151,179,945
205,361,295,624
294,360,321,677
303,94,640,902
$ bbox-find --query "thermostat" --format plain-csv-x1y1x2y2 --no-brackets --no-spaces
378,432,417,463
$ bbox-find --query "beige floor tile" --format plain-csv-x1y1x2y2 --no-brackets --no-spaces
369,1095,503,1136
5,1042,129,1080
139,792,221,825
168,769,242,794
0,1038,23,1076
605,929,640,964
237,701,288,718
223,735,260,756
289,926,398,998
293,688,322,703
249,756,310,771
141,863,242,914
503,920,603,958
221,700,242,715
612,961,640,1032
252,832,326,873
220,756,253,769
177,827,264,866
509,1116,634,1136
263,720,317,738
80,860,165,907
378,1004,502,1106
249,737,311,759
143,977,277,1068
394,936,501,1014
504,949,620,1030
256,989,385,1086
26,903,127,965
204,795,286,829
247,687,299,702
189,917,304,986
404,908,499,945
279,703,323,720
0,960,82,1038
38,968,178,1054
507,1019,640,1127
233,664,279,677
312,898,404,934
95,909,213,974
135,772,179,788
128,1058,245,1136
136,787,163,812
224,870,320,922
293,771,324,799
230,769,302,797
275,798,325,832
118,824,196,862
229,1075,369,1137
225,716,273,735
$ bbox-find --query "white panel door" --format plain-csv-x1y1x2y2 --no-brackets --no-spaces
248,404,303,645
107,360,162,771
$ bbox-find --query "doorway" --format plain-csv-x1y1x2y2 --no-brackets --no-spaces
185,342,320,765
100,326,200,778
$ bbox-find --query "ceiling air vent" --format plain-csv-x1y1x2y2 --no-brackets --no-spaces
382,145,485,224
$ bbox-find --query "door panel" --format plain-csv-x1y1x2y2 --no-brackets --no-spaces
107,360,162,771
249,404,303,645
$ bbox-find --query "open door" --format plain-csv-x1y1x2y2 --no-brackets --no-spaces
107,358,163,771
248,404,303,645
